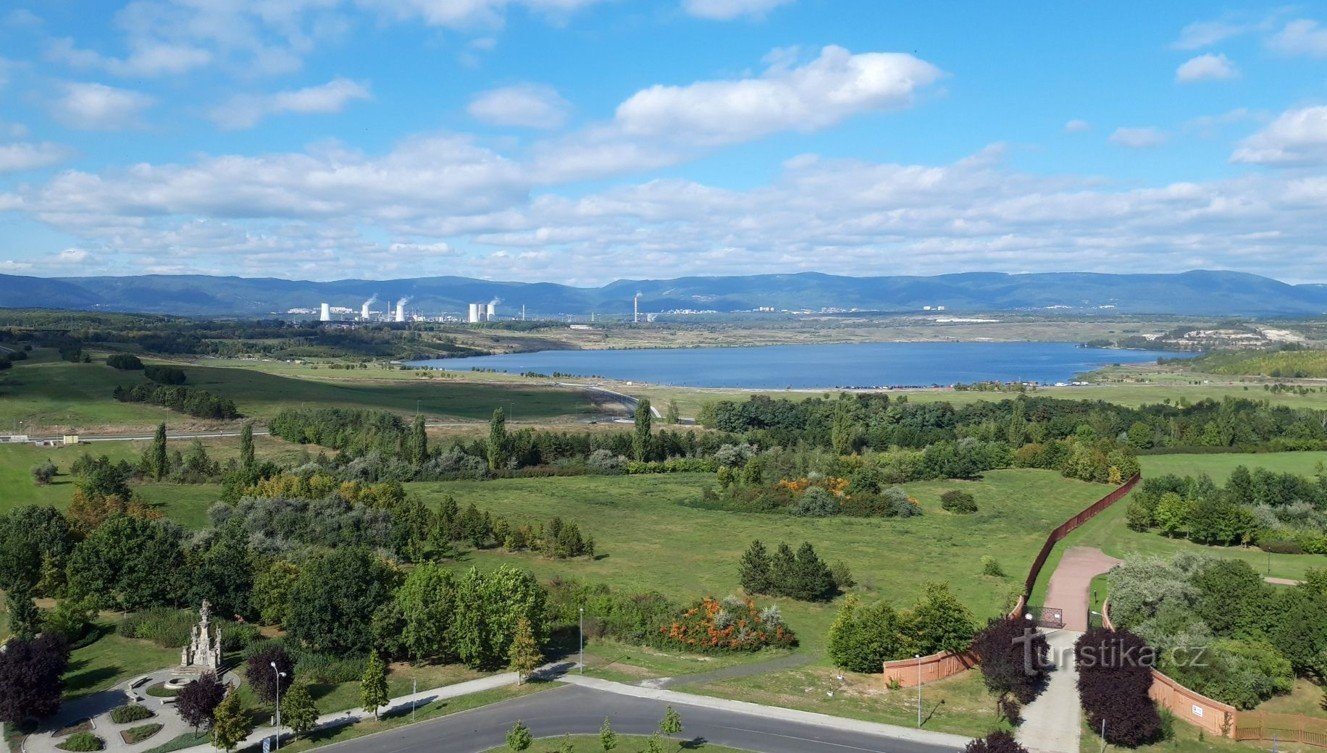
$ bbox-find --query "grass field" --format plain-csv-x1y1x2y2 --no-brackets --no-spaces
0,350,605,434
1030,451,1327,607
408,469,1113,662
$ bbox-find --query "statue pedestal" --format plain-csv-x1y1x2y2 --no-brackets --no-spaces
180,600,222,672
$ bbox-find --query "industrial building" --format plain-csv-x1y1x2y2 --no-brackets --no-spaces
466,300,498,324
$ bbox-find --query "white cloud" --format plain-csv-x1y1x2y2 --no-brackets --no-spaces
1109,127,1167,149
1231,106,1327,166
211,78,371,130
49,83,154,130
53,248,91,264
1175,53,1238,83
467,84,570,129
0,260,33,273
1173,19,1253,50
681,0,794,21
47,37,213,77
1063,119,1090,133
0,142,70,174
1268,19,1327,58
615,45,940,146
353,0,608,29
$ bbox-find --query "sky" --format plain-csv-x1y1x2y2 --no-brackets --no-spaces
2,1,1327,285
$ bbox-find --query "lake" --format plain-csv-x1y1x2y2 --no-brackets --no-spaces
409,341,1187,389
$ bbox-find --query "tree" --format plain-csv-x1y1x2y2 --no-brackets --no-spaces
506,721,532,751
149,423,168,481
406,414,428,466
186,518,255,619
658,706,682,736
827,596,906,673
239,421,255,470
65,515,185,611
286,548,397,655
451,565,546,671
487,408,508,471
30,462,56,485
0,634,68,724
904,582,977,656
971,618,1049,705
0,505,74,592
244,645,294,708
508,616,543,684
397,563,458,660
360,650,389,721
738,540,773,595
964,731,1029,753
788,542,836,602
1075,628,1163,747
664,400,680,425
279,684,319,737
831,398,860,455
176,672,226,733
252,560,300,627
211,690,253,753
599,718,617,751
633,399,652,462
6,584,41,640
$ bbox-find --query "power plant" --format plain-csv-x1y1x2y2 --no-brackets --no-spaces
304,295,519,323
466,299,499,324
394,297,409,323
360,295,376,320
319,302,330,322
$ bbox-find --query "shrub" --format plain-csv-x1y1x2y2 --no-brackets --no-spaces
143,365,186,385
31,462,57,485
791,487,840,517
963,731,1027,753
106,354,144,370
940,490,978,514
116,608,194,647
58,733,104,752
657,596,797,654
1075,628,1164,747
109,704,154,724
827,596,906,673
981,556,1005,578
120,724,162,744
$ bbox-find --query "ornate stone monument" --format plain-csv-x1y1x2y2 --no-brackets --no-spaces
180,600,222,671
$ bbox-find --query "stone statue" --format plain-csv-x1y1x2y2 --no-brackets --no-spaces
181,600,222,671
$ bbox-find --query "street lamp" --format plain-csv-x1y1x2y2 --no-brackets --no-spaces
271,662,287,750
579,606,585,675
915,654,922,727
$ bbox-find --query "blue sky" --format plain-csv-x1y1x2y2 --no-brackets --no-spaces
2,0,1327,284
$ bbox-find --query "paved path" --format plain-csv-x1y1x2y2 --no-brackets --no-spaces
1042,546,1121,632
276,683,967,753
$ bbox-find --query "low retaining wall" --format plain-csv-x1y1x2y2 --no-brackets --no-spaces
882,650,977,688
1149,669,1237,738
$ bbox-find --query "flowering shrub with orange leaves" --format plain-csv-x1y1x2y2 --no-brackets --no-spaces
657,596,797,654
776,477,849,497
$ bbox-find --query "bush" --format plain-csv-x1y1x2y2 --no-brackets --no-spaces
981,556,1005,578
827,596,906,673
656,596,796,654
30,462,57,485
940,490,978,514
143,365,186,385
120,724,162,744
58,733,104,752
109,704,154,724
972,618,1049,705
106,354,144,370
116,608,194,647
791,487,839,517
1075,628,1164,747
963,731,1027,753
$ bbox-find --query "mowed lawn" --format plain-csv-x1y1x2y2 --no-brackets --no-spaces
408,469,1114,660
1031,451,1327,605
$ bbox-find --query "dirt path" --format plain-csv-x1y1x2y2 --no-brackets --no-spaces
1043,546,1122,632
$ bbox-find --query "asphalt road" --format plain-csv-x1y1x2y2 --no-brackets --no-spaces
322,685,963,753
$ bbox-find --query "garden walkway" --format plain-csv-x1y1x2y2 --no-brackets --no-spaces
1016,546,1121,753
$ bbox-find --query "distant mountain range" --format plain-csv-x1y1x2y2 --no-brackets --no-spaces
0,270,1324,318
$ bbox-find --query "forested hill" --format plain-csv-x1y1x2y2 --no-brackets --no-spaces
0,269,1323,317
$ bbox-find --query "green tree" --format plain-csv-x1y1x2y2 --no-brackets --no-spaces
0,505,73,592
359,650,389,720
65,515,185,611
185,518,254,619
450,565,546,670
5,585,41,640
599,717,617,751
738,540,773,595
507,616,543,684
239,421,255,470
831,397,860,455
659,706,682,736
252,560,300,627
286,548,397,655
397,563,457,660
149,423,168,481
664,400,680,425
904,582,977,656
279,684,319,736
789,542,836,602
506,721,532,751
406,414,428,466
633,399,652,462
211,691,253,753
487,408,508,471
827,595,906,673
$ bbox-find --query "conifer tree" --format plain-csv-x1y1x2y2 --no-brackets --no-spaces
599,718,617,751
738,540,773,595
633,399,652,462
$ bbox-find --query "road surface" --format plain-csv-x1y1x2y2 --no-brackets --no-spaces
319,684,963,753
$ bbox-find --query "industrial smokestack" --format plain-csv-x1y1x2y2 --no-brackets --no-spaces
360,295,377,320
395,297,409,323
320,303,330,322
486,298,498,320
468,303,481,323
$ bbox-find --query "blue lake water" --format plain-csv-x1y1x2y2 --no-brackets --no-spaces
410,342,1187,389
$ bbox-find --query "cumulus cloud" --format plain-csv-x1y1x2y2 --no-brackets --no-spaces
681,0,794,21
467,84,570,129
211,77,372,130
1175,53,1238,83
47,37,212,77
49,83,153,130
1063,119,1091,133
0,142,71,174
1173,19,1255,50
1109,127,1167,149
353,0,608,29
1231,106,1327,166
1268,19,1327,58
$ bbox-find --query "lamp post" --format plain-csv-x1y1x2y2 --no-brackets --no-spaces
579,606,585,675
915,654,922,727
271,662,287,750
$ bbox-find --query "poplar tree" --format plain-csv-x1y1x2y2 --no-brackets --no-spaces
239,421,255,470
487,408,508,471
633,399,652,462
150,423,168,481
407,414,427,465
